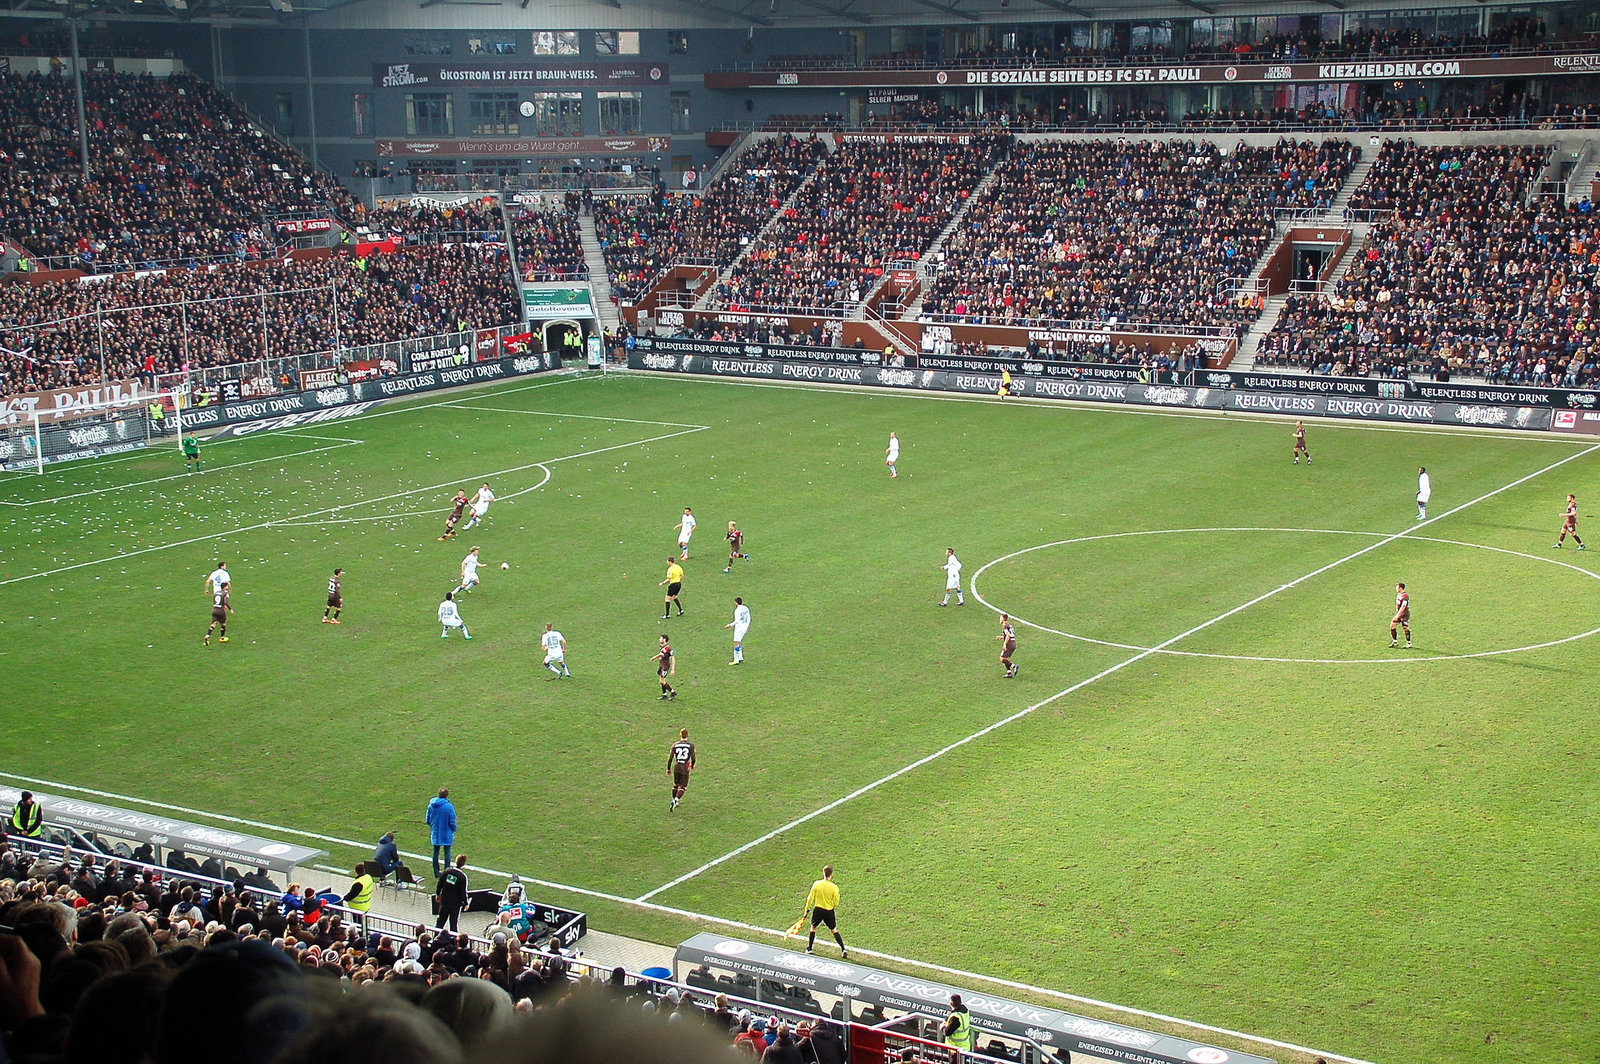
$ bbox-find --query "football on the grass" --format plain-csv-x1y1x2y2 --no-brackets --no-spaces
501,562,510,570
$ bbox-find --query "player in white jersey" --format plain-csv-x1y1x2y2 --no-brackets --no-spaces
1416,466,1431,521
462,484,496,530
886,432,899,478
541,622,570,677
454,547,482,595
675,507,697,560
725,597,751,665
438,592,471,639
938,548,964,606
206,561,231,596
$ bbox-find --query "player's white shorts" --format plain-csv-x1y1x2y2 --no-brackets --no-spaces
543,650,564,665
946,576,961,590
443,618,465,629
461,574,479,589
732,625,748,642
473,503,490,517
679,533,693,547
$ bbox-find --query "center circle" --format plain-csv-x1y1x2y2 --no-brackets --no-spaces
970,528,1600,665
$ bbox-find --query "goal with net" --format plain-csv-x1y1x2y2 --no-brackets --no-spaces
0,393,185,474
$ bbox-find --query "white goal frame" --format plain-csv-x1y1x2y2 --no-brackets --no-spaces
21,388,186,475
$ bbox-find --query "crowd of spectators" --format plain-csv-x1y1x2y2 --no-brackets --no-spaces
919,138,1355,333
0,71,363,271
713,135,1008,314
0,242,518,396
508,198,586,281
594,135,823,304
1257,140,1600,384
763,17,1561,71
825,90,1584,137
356,199,507,247
0,838,866,1064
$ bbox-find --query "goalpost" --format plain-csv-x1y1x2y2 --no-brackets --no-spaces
6,390,186,475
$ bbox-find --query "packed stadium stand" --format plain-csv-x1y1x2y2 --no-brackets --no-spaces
0,72,360,272
712,135,1007,314
0,245,517,395
593,135,824,305
1254,141,1598,380
509,200,587,281
919,138,1355,333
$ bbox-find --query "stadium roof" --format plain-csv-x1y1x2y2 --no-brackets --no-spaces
0,0,1462,29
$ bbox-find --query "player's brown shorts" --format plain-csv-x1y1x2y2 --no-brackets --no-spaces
212,607,227,622
729,536,742,552
658,666,672,679
673,767,691,789
1565,518,1578,531
1002,640,1016,657
327,594,342,608
667,582,682,596
1396,609,1410,623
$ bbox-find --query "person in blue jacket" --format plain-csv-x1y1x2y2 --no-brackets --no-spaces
373,831,401,877
426,788,457,878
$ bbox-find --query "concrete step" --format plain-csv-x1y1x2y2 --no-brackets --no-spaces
860,168,998,323
579,214,621,333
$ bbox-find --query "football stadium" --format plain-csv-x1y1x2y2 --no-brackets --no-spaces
0,0,1597,1061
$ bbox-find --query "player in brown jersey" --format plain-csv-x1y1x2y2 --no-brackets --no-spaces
1389,582,1411,649
668,728,696,811
1555,494,1586,549
1292,421,1310,464
724,521,750,573
439,490,470,540
323,568,343,623
205,583,233,645
654,635,677,701
996,613,1018,678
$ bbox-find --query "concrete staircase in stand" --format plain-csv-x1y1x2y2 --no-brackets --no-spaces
1232,221,1371,372
578,214,621,336
854,168,1000,322
1230,295,1289,372
691,167,822,313
1321,147,1375,222
1568,143,1600,202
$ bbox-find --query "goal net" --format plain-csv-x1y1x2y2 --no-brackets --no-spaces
0,398,176,473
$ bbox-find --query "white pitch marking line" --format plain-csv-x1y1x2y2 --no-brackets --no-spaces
971,528,1600,664
0,425,708,587
0,428,367,505
0,769,1376,1064
638,442,1600,904
0,440,365,508
441,402,708,430
277,465,554,527
0,368,593,507
620,368,1590,445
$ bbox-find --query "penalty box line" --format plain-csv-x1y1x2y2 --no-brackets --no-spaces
0,435,367,508
638,441,1600,904
0,769,1379,1064
0,423,710,587
0,370,598,509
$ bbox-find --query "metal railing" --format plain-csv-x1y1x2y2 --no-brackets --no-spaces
920,309,1238,339
726,37,1596,73
724,115,1600,136
13,244,269,276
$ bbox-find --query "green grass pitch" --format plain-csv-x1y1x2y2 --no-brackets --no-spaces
1,371,1597,1064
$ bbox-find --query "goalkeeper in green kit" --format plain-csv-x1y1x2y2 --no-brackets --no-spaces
182,435,202,474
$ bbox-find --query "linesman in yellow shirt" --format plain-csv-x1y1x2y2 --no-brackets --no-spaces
660,557,686,619
804,865,848,959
